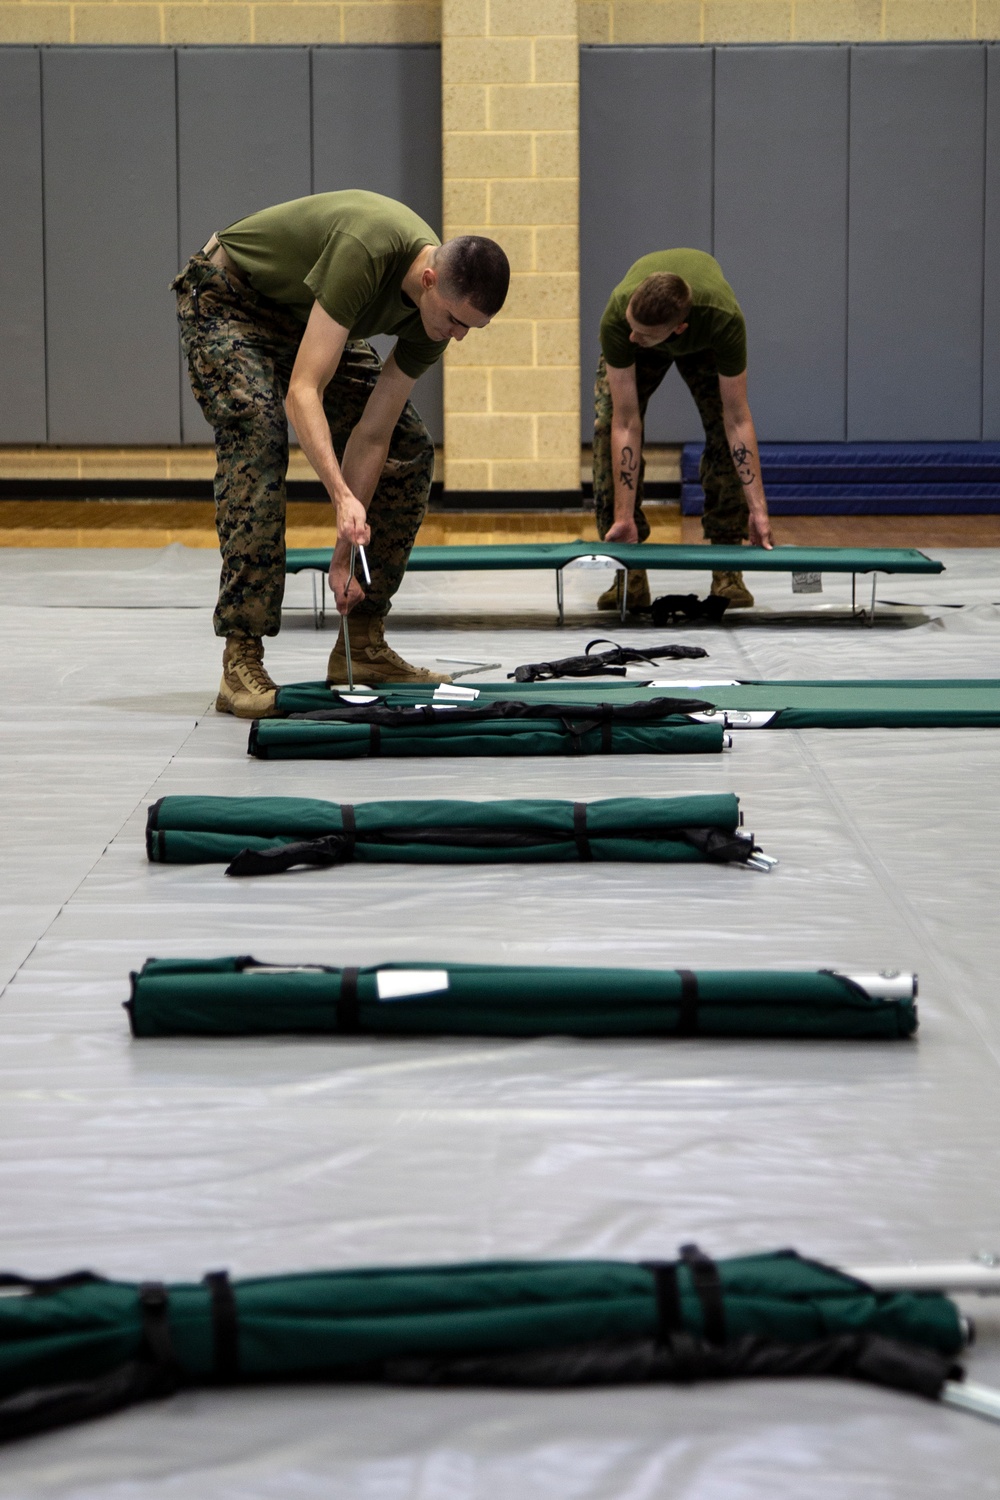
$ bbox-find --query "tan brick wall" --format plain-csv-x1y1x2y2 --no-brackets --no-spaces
0,0,441,46
580,1,1000,42
441,0,579,492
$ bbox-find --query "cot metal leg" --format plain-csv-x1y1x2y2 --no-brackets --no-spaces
619,566,628,625
851,573,857,615
310,572,326,630
867,573,878,627
556,567,565,626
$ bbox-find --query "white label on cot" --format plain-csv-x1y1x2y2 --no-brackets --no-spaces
376,969,451,1001
434,685,480,701
837,970,916,1000
792,571,823,593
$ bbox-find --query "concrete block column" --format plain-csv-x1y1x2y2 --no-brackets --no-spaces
441,0,580,493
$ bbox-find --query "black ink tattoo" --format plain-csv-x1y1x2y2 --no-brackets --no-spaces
731,442,756,487
619,444,638,492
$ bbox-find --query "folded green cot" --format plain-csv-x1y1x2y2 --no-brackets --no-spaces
0,1247,966,1443
145,794,771,876
126,958,917,1040
249,695,726,761
273,678,1000,729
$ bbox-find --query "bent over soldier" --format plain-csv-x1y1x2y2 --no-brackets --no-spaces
172,190,509,716
592,249,773,614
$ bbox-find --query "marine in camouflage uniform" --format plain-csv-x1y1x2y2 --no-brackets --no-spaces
592,348,748,546
593,249,771,612
172,250,433,642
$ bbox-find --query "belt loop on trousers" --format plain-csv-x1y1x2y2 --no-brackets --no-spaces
572,801,593,861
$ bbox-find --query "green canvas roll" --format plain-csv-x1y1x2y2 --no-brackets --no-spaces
126,958,918,1040
273,678,1000,728
0,1248,963,1444
249,699,725,761
145,793,761,873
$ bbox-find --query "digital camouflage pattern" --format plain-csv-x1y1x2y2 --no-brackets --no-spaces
172,252,434,640
592,350,748,545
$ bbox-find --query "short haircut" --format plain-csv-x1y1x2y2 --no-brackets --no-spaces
437,237,511,317
629,273,692,330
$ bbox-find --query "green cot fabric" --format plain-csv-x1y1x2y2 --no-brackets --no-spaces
0,1252,963,1403
284,542,943,577
250,713,724,760
274,679,1000,727
145,794,744,867
127,957,917,1040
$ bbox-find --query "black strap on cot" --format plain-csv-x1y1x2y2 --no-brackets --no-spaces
203,1270,240,1383
138,1283,181,1388
338,967,361,1032
340,804,357,854
642,1244,727,1349
573,802,593,861
367,725,381,757
675,970,699,1036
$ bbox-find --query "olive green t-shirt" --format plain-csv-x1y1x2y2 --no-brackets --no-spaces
599,250,747,376
218,190,447,379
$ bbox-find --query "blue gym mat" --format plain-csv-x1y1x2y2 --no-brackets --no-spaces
681,442,1000,514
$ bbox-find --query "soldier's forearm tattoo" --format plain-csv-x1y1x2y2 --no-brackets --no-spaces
619,444,638,492
731,441,756,487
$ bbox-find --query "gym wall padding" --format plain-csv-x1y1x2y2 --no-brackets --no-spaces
176,48,313,445
984,46,1000,442
579,46,714,445
713,46,849,443
847,45,985,442
0,44,443,449
580,42,998,445
42,48,182,446
0,49,46,445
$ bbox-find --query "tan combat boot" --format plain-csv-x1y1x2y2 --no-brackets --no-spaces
216,635,279,718
326,614,452,686
710,570,755,609
596,569,651,613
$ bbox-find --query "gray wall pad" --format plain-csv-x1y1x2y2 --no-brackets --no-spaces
0,44,443,448
714,46,848,441
2,549,1000,1489
0,48,45,443
42,47,182,444
846,45,985,441
984,46,1000,441
176,47,313,444
580,46,713,444
580,43,995,444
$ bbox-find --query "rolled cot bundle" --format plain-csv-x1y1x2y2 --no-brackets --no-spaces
249,695,725,761
126,957,918,1041
144,793,770,875
0,1248,964,1444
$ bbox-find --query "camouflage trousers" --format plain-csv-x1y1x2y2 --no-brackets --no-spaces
172,252,434,639
592,350,748,545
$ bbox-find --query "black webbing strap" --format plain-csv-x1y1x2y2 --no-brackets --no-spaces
675,970,699,1036
338,967,361,1032
138,1283,180,1382
203,1271,240,1383
641,1261,684,1343
572,802,593,861
340,804,357,855
680,1243,727,1346
600,704,613,754
368,725,381,757
0,1270,101,1294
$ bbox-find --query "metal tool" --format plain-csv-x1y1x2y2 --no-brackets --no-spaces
358,543,372,586
342,544,355,692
